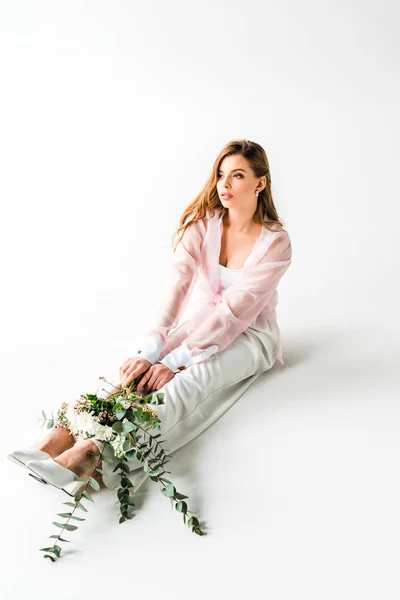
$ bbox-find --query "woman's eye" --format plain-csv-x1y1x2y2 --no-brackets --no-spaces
217,173,243,178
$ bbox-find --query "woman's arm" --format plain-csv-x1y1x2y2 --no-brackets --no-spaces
132,218,206,364
159,232,292,372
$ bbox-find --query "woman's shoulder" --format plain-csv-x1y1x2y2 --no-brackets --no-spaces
263,220,290,238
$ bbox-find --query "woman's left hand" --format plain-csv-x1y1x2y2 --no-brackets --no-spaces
136,363,175,394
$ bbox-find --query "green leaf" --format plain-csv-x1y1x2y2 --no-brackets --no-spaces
88,477,100,491
175,501,188,513
112,421,124,433
112,461,130,473
76,501,88,512
49,536,70,542
43,554,56,562
143,461,149,473
47,419,54,429
63,523,78,531
118,462,131,473
62,502,76,507
121,496,135,507
57,513,72,518
70,515,85,521
161,483,176,498
123,420,135,433
149,467,163,477
150,392,164,405
52,545,62,558
159,478,172,485
52,522,78,531
175,492,189,500
82,490,95,503
42,410,46,420
119,515,126,524
40,546,54,552
116,409,126,420
125,449,137,460
121,477,133,488
117,487,129,500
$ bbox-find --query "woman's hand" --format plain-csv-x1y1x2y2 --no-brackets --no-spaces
119,357,152,388
136,363,175,394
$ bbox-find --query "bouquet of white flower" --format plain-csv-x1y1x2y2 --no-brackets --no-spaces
39,376,204,562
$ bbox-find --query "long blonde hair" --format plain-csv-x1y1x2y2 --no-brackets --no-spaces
171,139,286,252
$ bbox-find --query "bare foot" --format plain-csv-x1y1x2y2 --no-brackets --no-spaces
54,439,103,482
32,427,75,458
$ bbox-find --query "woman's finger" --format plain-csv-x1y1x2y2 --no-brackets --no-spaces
152,376,161,391
121,357,138,375
137,369,152,391
124,367,141,386
121,366,136,386
120,366,130,380
159,370,175,390
120,359,131,372
156,374,168,391
147,372,159,392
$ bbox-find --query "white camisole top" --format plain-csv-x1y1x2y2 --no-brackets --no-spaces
218,264,243,291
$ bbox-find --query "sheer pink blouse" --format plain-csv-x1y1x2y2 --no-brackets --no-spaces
133,206,292,373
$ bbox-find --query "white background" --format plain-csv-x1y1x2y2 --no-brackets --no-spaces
1,1,399,598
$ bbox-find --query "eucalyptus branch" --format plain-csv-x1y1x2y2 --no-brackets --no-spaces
124,427,205,535
38,373,205,562
39,443,105,562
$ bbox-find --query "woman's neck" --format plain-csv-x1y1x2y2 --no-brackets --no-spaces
222,207,258,234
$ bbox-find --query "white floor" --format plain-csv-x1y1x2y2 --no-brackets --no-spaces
1,314,399,600
1,0,400,597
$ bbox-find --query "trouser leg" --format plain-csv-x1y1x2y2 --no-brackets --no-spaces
95,325,279,490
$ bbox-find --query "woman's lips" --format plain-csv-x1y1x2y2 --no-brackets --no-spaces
221,194,233,198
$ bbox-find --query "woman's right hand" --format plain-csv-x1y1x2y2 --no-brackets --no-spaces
119,357,152,388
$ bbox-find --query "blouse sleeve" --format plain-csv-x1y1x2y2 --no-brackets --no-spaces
160,232,292,372
132,218,206,364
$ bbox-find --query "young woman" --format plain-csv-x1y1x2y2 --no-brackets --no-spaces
8,139,292,496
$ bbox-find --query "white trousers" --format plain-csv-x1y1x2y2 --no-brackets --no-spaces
93,321,281,491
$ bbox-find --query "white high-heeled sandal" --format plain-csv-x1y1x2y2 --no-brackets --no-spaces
25,458,86,497
7,447,52,470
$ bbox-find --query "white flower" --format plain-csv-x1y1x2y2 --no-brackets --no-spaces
75,411,96,435
110,434,126,458
61,402,114,445
93,423,113,442
123,400,131,409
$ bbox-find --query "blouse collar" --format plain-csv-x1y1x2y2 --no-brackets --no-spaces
217,206,269,268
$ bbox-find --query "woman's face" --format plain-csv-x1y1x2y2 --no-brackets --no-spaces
216,154,262,210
